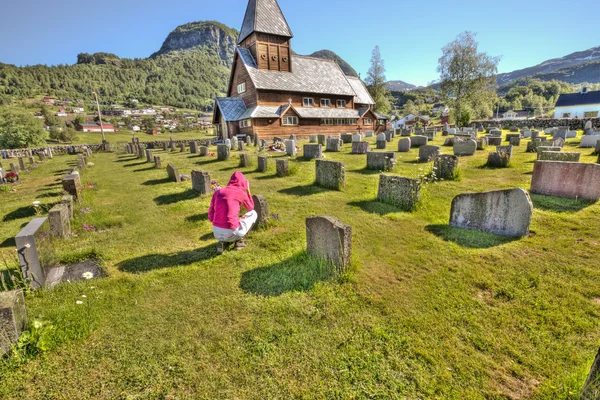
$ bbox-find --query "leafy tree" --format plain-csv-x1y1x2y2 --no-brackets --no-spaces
366,46,392,115
437,31,500,126
49,127,77,143
0,108,47,148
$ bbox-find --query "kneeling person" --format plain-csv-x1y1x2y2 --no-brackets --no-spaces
208,171,257,254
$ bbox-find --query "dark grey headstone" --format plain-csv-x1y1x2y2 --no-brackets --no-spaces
145,149,153,163
377,174,421,211
434,155,459,180
190,142,199,154
191,170,211,195
62,173,81,202
366,152,396,171
154,156,162,168
48,204,71,238
316,160,345,190
217,144,230,161
0,290,28,356
398,138,410,152
239,153,252,167
303,144,322,160
258,156,269,172
166,163,180,182
276,159,289,177
351,142,369,154
15,218,58,289
306,216,352,272
252,194,269,227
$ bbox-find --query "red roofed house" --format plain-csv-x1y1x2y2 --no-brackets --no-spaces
76,123,115,133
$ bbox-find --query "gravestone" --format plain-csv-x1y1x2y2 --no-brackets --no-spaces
340,134,353,144
521,130,532,139
217,144,230,161
365,130,375,138
581,136,600,148
145,149,153,163
352,134,363,142
509,136,521,146
166,163,180,182
126,144,132,154
326,137,342,152
48,204,71,238
230,136,239,151
596,140,600,155
317,134,326,146
137,146,144,159
0,290,27,357
179,143,186,153
531,131,540,140
191,170,211,195
536,146,561,159
239,141,245,152
582,348,600,400
489,129,502,137
37,152,46,162
527,140,554,153
351,142,369,154
531,161,600,201
496,145,514,157
366,152,396,171
487,152,511,168
258,156,269,172
304,144,322,160
376,133,386,149
18,157,25,170
476,137,487,150
585,120,593,131
28,156,35,165
450,188,533,237
276,159,289,177
378,174,421,211
60,195,73,219
289,134,297,141
385,131,392,142
285,140,296,156
162,142,168,151
252,195,269,227
246,135,252,145
453,139,477,156
306,216,352,271
154,156,162,168
487,137,502,146
200,146,209,156
15,217,58,289
254,133,259,147
62,174,81,202
506,134,520,142
539,151,581,162
419,145,441,162
410,135,428,148
239,153,252,167
309,136,317,143
434,155,459,180
316,160,345,190
190,142,199,154
398,138,411,152
10,163,19,174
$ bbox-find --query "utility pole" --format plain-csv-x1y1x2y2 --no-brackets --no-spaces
92,91,106,144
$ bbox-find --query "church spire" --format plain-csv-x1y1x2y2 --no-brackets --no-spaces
238,0,293,45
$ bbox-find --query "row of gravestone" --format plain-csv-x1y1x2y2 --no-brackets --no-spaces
1,144,109,160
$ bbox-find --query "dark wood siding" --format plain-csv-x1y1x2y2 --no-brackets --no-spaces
228,56,258,109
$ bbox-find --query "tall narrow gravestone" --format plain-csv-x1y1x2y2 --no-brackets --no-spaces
285,140,296,156
252,194,269,227
60,195,74,219
145,149,153,163
239,153,252,167
258,156,269,172
190,142,199,154
15,218,58,289
166,163,180,182
217,144,230,161
18,157,25,171
62,173,81,202
154,156,162,168
191,171,211,195
48,204,71,238
306,216,352,272
276,159,289,177
0,290,28,357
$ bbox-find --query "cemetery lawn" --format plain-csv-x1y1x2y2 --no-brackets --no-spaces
1,132,599,399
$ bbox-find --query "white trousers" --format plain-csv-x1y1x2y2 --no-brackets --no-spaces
212,210,257,242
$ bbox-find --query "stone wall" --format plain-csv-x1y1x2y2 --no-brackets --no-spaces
475,118,600,131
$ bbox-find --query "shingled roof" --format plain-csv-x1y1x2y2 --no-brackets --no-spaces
555,90,600,107
347,76,375,105
238,0,293,44
238,48,357,97
215,97,247,121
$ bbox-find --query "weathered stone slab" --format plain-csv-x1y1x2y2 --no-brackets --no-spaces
258,156,269,172
217,144,230,161
539,151,580,162
190,142,199,154
506,133,520,142
486,136,502,146
377,174,421,210
62,174,81,202
434,155,459,180
317,134,326,146
496,145,514,157
309,136,317,143
239,153,252,167
509,136,521,146
419,145,441,162
376,140,386,150
285,140,296,156
352,134,363,142
453,139,477,156
366,152,396,171
252,195,269,227
536,146,561,159
306,216,352,271
487,152,511,168
450,188,533,237
530,161,600,201
191,170,211,195
527,140,554,153
326,137,342,152
276,159,289,177
581,135,600,148
15,218,58,289
476,137,488,150
365,130,375,138
410,135,428,148
340,134,353,144
48,204,71,238
304,144,322,160
0,290,27,356
398,138,411,152
145,149,153,163
154,156,162,168
200,146,209,157
230,136,238,151
316,160,345,190
351,142,369,154
60,195,73,219
166,163,180,182
238,141,245,151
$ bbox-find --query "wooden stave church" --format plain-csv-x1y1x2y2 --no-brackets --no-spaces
212,0,387,140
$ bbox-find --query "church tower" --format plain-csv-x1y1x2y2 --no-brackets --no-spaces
237,0,293,72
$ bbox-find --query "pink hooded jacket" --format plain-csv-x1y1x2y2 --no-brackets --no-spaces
208,171,254,230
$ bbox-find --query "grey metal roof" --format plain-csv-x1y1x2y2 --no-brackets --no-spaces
238,0,293,44
215,97,247,121
295,108,360,119
238,48,357,97
238,105,282,119
347,77,375,105
555,90,600,107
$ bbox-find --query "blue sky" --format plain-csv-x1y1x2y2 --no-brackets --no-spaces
1,0,598,87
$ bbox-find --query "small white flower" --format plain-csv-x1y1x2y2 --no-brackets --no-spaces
76,300,83,305
24,243,31,249
81,295,87,298
33,201,41,206
90,286,96,289
82,272,94,280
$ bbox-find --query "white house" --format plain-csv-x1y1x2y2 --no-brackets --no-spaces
501,110,529,120
554,89,600,119
132,125,141,132
391,114,415,129
72,107,84,113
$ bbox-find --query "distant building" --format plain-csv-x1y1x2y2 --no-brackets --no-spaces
501,110,529,120
554,88,600,119
43,97,56,105
130,98,139,104
76,123,115,133
56,111,68,117
72,107,85,113
132,125,141,132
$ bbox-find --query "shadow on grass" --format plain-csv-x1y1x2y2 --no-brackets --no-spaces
35,191,63,199
425,224,518,249
117,244,218,273
132,166,156,172
142,178,171,186
278,184,328,197
349,168,380,175
195,159,221,166
186,213,208,223
255,174,280,180
2,206,36,222
115,157,138,163
124,161,147,168
348,200,401,216
0,237,16,248
240,251,335,297
530,194,595,213
220,166,242,172
154,189,198,205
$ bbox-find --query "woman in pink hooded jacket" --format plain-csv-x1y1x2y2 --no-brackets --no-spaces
208,171,257,254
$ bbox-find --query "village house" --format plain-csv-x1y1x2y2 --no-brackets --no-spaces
75,122,115,133
42,97,56,105
500,110,529,120
212,0,386,139
553,88,600,119
72,107,85,113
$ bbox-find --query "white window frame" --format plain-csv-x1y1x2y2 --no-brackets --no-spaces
239,119,251,128
364,118,372,125
321,118,334,125
320,99,331,108
282,116,298,126
337,100,346,108
303,98,315,107
237,82,246,94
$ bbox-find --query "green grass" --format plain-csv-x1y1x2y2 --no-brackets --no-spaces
0,130,599,399
57,128,216,145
